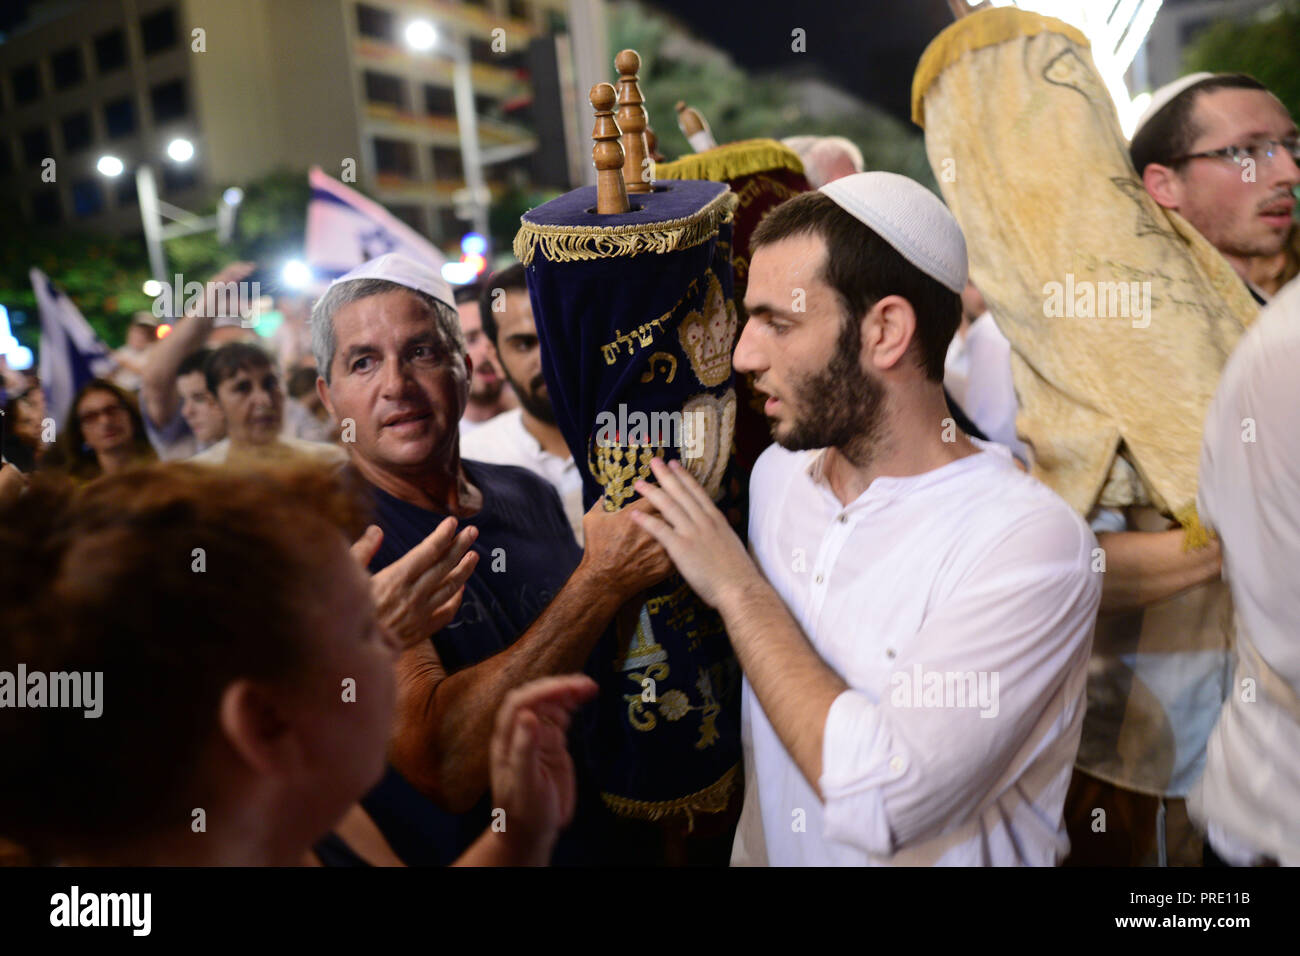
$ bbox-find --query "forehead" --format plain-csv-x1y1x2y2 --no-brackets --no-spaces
220,363,275,386
745,233,831,303
457,299,481,334
1190,88,1295,144
335,289,440,344
78,390,121,410
495,288,536,337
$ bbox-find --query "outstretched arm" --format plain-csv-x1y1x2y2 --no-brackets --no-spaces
390,497,671,813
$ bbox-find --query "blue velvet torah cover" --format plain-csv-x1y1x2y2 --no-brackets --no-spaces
515,180,743,821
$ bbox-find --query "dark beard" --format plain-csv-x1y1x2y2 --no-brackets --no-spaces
775,314,886,467
507,370,557,426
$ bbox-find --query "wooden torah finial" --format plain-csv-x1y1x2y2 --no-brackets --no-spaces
675,100,717,153
645,126,665,163
615,49,653,193
591,82,630,214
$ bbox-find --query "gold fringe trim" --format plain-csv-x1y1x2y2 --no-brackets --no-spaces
1174,503,1215,552
600,763,739,832
513,189,737,265
911,7,1091,127
655,139,805,183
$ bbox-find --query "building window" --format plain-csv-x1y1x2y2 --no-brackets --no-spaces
21,126,51,167
389,204,425,234
150,79,187,122
356,4,395,43
163,165,197,193
373,138,415,177
140,7,178,56
104,96,136,138
11,64,41,105
469,37,496,64
94,29,127,73
116,175,137,206
423,84,455,115
364,71,406,110
436,207,463,241
71,179,103,217
507,0,531,21
60,112,93,152
51,46,85,90
546,10,567,33
31,190,62,226
431,146,463,181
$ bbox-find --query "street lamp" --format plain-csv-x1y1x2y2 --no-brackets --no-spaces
96,140,243,284
166,138,194,162
403,19,490,244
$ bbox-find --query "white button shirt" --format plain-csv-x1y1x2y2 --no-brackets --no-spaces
731,439,1100,866
1191,276,1300,866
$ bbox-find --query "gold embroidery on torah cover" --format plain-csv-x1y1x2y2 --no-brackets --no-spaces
913,8,1257,539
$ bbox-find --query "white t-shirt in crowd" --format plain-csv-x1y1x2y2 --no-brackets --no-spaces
461,407,584,546
732,438,1100,866
1190,277,1300,866
944,311,1028,464
190,435,346,466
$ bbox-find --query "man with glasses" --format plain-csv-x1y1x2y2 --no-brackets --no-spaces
1063,73,1300,866
1130,72,1299,303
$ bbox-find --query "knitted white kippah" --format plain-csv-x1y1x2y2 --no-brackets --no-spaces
329,253,455,312
1131,72,1216,141
819,171,968,294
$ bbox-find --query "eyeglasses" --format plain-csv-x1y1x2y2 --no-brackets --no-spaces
1171,137,1300,168
78,404,127,426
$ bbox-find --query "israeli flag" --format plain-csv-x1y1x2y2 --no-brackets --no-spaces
31,267,115,430
305,166,446,287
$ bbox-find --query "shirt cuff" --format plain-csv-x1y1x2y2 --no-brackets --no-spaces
819,688,906,857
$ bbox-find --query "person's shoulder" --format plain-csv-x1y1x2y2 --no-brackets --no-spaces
962,444,1095,561
465,458,557,498
189,438,230,464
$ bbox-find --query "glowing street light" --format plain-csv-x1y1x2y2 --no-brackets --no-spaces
142,279,163,297
167,138,195,163
96,155,124,177
281,259,312,290
404,19,437,52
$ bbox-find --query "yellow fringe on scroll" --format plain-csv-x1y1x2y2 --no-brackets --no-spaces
912,8,1258,534
600,763,738,831
513,189,737,266
655,139,805,183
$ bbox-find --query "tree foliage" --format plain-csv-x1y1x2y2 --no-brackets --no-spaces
1182,2,1300,123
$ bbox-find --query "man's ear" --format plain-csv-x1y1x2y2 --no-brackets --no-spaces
862,295,917,373
218,679,299,778
1142,163,1183,210
315,375,336,423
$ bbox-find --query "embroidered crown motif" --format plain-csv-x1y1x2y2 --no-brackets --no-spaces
678,272,736,387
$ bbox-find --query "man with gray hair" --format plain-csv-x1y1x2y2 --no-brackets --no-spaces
311,253,673,865
781,135,865,188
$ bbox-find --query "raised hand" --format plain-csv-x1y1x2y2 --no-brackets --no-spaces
354,517,480,649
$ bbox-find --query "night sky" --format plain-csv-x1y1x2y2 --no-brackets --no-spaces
649,0,960,123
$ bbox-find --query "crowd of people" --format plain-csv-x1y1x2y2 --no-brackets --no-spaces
0,64,1297,869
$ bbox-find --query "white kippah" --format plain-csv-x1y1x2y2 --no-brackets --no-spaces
819,171,968,294
329,253,455,312
1131,72,1216,141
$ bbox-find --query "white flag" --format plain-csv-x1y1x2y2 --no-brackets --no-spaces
31,268,115,430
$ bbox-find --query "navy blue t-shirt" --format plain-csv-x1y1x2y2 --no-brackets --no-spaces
358,459,585,865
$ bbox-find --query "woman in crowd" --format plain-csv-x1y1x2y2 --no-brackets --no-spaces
1,380,50,472
0,461,592,866
45,378,157,482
